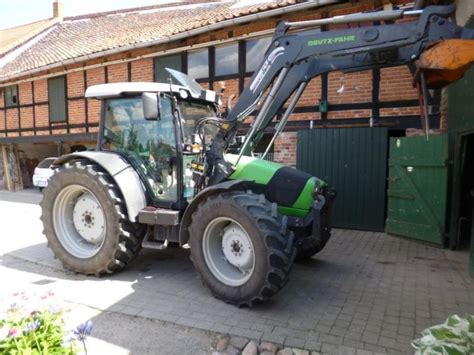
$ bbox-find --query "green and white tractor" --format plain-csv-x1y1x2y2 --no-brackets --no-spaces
40,4,474,305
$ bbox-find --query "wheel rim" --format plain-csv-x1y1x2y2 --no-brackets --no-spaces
202,217,255,287
52,185,106,259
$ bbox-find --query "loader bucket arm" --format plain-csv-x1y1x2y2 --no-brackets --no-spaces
205,5,474,185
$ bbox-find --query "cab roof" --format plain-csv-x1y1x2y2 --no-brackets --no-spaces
85,82,218,104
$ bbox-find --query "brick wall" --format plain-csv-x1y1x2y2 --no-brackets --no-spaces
33,79,48,103
219,79,239,109
298,77,321,108
379,66,417,102
85,67,106,128
35,105,49,130
18,82,33,104
108,63,128,83
67,71,85,98
6,109,18,131
329,70,372,104
20,107,33,129
274,132,297,166
131,59,153,82
0,0,426,155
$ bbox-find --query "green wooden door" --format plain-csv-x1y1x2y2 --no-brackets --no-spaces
385,135,448,245
297,127,388,231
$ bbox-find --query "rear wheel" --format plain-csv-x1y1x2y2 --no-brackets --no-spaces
40,160,145,275
189,191,296,307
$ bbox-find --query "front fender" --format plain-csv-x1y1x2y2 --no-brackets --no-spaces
179,180,246,245
54,151,147,222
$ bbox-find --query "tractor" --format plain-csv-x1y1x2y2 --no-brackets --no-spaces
41,4,474,306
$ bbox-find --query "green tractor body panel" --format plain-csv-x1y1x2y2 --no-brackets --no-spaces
226,154,325,217
228,154,281,184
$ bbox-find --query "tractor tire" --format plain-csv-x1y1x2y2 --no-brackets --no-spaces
40,160,145,276
188,191,296,307
295,237,327,262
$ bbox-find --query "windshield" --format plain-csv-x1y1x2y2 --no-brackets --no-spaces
179,100,214,134
178,99,217,146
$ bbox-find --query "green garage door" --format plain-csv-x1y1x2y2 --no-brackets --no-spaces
385,135,448,245
297,127,388,231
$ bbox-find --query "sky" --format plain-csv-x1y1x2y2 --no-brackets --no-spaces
0,0,170,30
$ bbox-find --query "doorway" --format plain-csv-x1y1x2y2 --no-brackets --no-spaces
456,133,474,250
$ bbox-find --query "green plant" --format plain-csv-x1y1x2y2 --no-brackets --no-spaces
0,292,93,355
0,304,75,354
412,315,474,355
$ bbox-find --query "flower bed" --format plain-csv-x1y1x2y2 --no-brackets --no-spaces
0,291,92,354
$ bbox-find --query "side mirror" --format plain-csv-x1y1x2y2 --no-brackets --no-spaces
142,92,161,120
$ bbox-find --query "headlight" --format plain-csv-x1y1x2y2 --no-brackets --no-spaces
179,89,189,99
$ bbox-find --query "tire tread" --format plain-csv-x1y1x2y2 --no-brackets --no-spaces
189,191,296,307
40,160,144,276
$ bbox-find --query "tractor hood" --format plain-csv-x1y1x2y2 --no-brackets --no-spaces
226,154,326,216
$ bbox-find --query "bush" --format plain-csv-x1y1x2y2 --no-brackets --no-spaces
412,315,474,355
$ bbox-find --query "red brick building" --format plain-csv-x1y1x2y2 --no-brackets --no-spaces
0,0,440,190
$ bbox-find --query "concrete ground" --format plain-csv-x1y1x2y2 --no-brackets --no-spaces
1,189,473,354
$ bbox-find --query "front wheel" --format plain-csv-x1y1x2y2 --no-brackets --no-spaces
189,191,296,307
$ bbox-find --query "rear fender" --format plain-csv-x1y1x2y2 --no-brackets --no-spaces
179,180,246,245
53,152,147,222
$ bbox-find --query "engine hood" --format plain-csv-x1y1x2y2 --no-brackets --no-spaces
226,154,326,216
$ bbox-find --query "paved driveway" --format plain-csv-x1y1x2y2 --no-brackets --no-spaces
1,190,473,354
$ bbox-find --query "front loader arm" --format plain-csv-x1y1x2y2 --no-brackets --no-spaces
206,4,474,185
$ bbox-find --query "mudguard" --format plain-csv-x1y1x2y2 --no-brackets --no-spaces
179,180,246,245
53,151,147,222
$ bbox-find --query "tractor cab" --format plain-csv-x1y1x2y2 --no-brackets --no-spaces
85,75,220,209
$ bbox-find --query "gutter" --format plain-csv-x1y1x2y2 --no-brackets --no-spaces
0,0,340,84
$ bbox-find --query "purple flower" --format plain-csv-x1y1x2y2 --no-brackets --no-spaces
74,320,93,341
8,302,19,311
23,319,41,333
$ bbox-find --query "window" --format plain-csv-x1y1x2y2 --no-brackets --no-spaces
103,97,178,202
187,49,209,79
246,37,272,73
215,43,238,77
48,76,67,123
4,85,18,107
154,54,182,83
178,100,216,142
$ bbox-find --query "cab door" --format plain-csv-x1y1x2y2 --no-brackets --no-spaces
102,96,180,205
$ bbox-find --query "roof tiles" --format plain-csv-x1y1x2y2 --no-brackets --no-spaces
0,0,300,81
